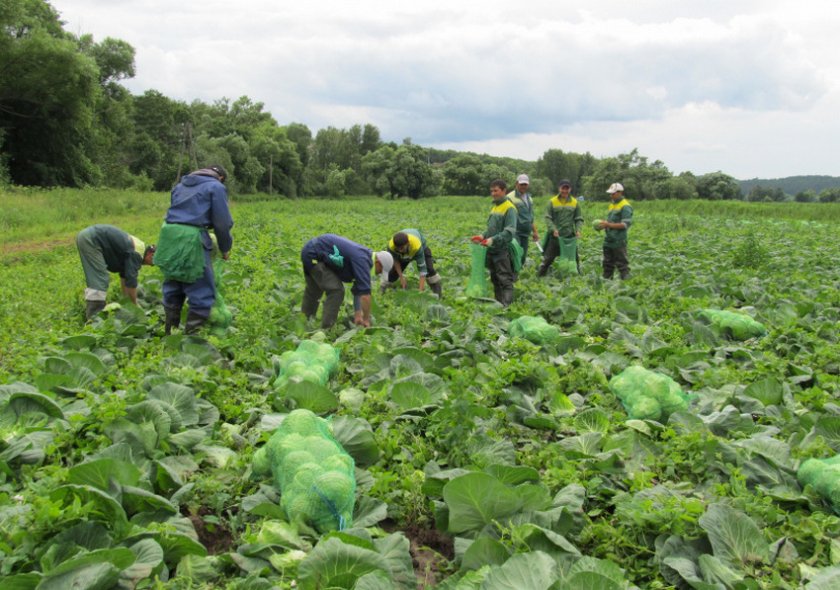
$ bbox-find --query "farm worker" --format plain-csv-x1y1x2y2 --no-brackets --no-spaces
381,229,442,296
506,174,539,267
596,182,633,279
76,224,155,319
301,233,390,329
154,164,234,334
470,179,518,306
538,179,584,276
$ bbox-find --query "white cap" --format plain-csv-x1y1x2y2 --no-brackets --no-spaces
375,251,393,283
516,174,530,184
606,182,624,194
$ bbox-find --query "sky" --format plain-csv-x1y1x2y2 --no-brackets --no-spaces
51,0,840,179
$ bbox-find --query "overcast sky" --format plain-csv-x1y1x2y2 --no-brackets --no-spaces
52,0,840,179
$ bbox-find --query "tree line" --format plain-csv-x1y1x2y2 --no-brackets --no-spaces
0,1,812,202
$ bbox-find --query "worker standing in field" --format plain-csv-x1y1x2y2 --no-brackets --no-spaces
381,229,442,296
154,165,234,334
507,174,539,267
301,233,393,329
596,182,633,279
471,179,518,306
538,179,583,276
76,224,156,319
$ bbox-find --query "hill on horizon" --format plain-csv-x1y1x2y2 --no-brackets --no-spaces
738,175,840,196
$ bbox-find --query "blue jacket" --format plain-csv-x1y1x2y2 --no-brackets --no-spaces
301,234,373,295
166,174,234,253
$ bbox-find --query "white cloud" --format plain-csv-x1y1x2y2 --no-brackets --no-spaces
51,0,840,176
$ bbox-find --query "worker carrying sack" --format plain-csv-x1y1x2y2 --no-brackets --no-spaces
153,223,205,283
253,409,356,532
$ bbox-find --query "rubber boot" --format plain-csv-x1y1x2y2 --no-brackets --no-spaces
430,282,442,297
185,310,208,335
164,306,182,335
85,300,106,320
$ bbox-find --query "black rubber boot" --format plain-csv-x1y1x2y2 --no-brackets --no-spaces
85,300,106,320
185,310,208,335
164,306,182,335
430,282,442,297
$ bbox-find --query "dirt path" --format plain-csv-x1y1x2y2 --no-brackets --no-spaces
0,235,75,261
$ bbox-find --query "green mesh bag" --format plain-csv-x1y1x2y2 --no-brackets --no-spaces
253,409,356,532
466,243,488,298
556,237,578,276
509,239,523,274
153,223,205,282
509,315,560,345
797,455,840,514
697,309,767,340
609,365,689,422
208,260,232,332
273,340,340,389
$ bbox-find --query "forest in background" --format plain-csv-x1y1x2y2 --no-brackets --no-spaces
3,1,840,202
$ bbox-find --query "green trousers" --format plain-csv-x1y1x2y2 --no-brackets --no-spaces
76,227,110,301
302,263,346,328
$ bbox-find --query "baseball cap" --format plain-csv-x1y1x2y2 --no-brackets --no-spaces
559,179,572,188
516,174,530,184
606,182,624,194
375,251,394,283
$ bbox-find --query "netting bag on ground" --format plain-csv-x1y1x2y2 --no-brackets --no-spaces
466,243,488,298
556,237,578,276
153,223,205,282
697,309,767,340
609,365,689,422
509,315,560,345
273,340,340,389
797,455,840,513
253,409,356,532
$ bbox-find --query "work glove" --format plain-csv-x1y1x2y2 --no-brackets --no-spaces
470,235,484,244
481,238,493,247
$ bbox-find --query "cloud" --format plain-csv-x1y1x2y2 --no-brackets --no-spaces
51,0,840,176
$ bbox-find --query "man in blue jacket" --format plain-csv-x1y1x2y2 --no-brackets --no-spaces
154,165,234,334
301,233,392,329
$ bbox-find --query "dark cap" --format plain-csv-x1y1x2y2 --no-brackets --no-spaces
558,179,572,188
208,164,228,181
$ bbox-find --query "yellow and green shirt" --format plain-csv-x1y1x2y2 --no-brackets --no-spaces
484,198,518,254
387,228,428,275
545,195,584,238
604,198,633,248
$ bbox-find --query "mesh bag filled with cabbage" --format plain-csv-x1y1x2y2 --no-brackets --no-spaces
253,409,356,532
556,237,578,276
273,340,340,389
208,259,232,333
697,308,767,340
509,315,560,345
609,365,690,422
466,243,488,298
797,455,840,514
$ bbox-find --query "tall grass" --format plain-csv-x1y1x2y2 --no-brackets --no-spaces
634,199,840,222
0,187,171,245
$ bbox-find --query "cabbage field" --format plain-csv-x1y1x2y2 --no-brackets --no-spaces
1,194,840,589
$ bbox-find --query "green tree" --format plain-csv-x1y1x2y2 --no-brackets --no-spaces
361,145,397,197
654,176,698,200
747,185,786,202
581,149,670,201
819,188,840,203
696,171,741,200
794,190,817,203
0,0,101,185
441,155,484,195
